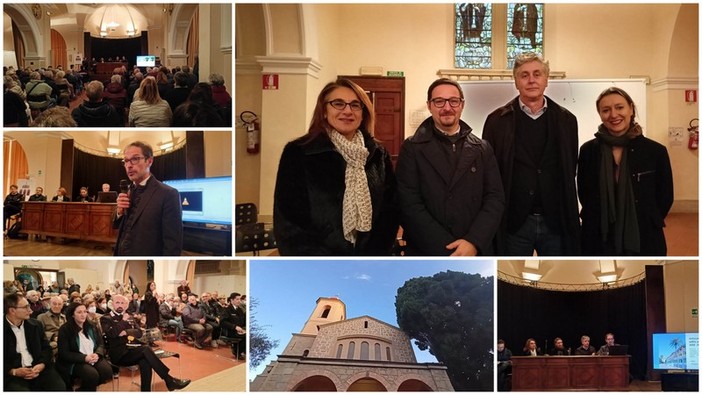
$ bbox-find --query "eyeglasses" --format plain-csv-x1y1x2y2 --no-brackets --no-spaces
430,97,464,108
121,156,146,166
14,304,31,310
326,99,364,112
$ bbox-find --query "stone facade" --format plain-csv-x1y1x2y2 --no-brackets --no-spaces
251,297,454,392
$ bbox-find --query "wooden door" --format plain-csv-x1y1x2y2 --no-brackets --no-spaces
341,76,404,167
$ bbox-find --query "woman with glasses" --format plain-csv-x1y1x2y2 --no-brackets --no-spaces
273,78,398,255
577,87,673,255
56,302,112,390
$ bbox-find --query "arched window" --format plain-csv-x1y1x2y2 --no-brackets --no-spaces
302,350,309,357
364,320,368,328
360,341,370,360
374,343,381,360
320,305,331,318
386,346,392,361
347,341,356,359
336,344,343,358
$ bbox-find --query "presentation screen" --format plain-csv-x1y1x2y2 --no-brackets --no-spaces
652,332,699,371
163,176,232,225
136,55,156,67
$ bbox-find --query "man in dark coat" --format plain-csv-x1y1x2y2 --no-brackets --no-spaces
4,293,65,391
113,141,183,256
71,80,122,127
483,52,580,256
396,78,504,255
220,292,246,359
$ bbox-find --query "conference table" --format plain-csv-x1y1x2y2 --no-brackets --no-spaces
511,355,630,391
21,201,118,243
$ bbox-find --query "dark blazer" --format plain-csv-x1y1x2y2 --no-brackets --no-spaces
142,293,160,329
56,321,105,379
483,97,581,255
113,175,183,256
51,195,71,202
220,305,246,335
522,348,544,356
158,302,177,327
274,131,399,256
396,117,504,255
577,135,674,255
4,318,54,378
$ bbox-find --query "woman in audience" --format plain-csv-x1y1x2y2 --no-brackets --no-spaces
32,106,77,127
52,187,71,202
577,87,674,256
143,281,161,330
209,73,232,109
4,76,29,127
53,70,74,107
172,82,225,127
273,78,398,255
57,302,112,390
103,74,127,123
128,76,172,127
156,67,173,99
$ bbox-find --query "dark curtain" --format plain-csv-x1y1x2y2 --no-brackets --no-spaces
497,280,648,380
72,147,187,200
83,32,91,63
89,36,143,65
12,20,24,68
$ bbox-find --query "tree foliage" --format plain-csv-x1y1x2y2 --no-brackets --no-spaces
249,298,280,369
395,271,493,391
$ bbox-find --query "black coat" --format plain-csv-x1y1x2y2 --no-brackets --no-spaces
112,175,183,256
577,135,674,255
483,97,581,255
274,131,399,255
71,100,123,127
56,322,105,380
4,318,54,379
396,117,504,255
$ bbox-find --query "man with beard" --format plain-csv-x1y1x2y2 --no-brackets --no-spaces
182,294,213,349
396,78,504,255
100,294,190,391
549,337,569,355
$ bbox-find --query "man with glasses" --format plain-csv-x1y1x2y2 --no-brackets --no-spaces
483,52,579,256
113,141,183,255
396,78,504,255
4,293,65,391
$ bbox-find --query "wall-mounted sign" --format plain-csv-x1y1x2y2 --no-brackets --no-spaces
263,74,279,90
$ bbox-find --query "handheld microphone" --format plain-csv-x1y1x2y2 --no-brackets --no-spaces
119,179,130,194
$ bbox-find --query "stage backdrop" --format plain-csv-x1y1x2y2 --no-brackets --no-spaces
497,279,647,380
84,32,148,65
72,146,186,200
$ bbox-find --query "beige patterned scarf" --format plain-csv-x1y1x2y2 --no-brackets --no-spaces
328,129,372,244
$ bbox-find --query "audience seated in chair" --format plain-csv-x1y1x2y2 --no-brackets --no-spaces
72,80,123,127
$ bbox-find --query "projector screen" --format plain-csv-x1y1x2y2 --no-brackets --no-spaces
652,332,699,371
163,176,232,225
136,55,156,67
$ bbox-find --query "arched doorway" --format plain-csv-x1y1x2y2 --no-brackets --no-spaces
347,378,387,391
398,379,433,391
292,375,336,391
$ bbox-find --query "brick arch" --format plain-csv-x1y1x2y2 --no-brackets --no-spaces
287,369,343,392
396,374,435,391
343,371,392,392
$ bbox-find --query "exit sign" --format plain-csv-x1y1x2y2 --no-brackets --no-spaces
387,71,404,77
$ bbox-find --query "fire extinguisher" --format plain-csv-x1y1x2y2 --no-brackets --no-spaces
688,118,699,150
240,111,260,154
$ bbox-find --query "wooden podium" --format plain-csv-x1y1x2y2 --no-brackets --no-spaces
22,202,118,243
511,355,629,391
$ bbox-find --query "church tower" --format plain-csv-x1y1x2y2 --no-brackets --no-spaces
300,296,346,335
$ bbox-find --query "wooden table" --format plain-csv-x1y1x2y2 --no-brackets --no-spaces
511,355,630,391
21,201,118,243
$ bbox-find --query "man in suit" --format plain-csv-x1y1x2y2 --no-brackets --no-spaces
127,292,142,319
220,292,246,359
113,141,183,256
100,294,190,391
4,293,65,391
483,52,580,256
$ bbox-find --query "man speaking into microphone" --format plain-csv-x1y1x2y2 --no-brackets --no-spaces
113,141,183,256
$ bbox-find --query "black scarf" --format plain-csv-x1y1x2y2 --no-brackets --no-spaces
594,123,642,254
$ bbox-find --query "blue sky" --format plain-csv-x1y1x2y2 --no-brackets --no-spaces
249,259,494,377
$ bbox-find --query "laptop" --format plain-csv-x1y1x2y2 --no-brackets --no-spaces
608,345,629,355
97,191,118,203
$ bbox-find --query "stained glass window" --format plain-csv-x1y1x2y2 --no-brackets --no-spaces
455,3,544,69
455,3,493,69
507,3,544,68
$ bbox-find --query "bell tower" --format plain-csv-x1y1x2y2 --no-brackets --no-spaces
300,296,346,335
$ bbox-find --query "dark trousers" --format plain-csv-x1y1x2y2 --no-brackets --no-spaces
72,359,112,391
4,205,20,231
116,346,170,391
505,214,563,256
4,365,66,391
